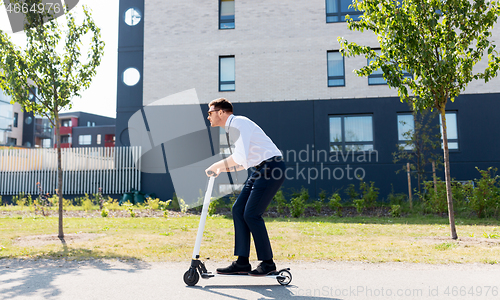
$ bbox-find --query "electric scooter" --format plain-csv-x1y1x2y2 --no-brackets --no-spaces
183,171,292,286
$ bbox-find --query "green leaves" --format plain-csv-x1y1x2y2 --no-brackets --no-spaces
340,0,500,110
0,5,104,119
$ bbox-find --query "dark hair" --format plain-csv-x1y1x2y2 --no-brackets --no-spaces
208,98,233,112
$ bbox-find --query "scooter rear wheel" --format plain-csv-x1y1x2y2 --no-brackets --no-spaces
183,269,200,286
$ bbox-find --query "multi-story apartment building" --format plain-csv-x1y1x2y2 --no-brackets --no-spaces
116,0,500,200
53,112,116,148
0,87,115,148
0,89,25,147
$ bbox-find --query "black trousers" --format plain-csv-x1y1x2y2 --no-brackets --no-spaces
232,156,286,261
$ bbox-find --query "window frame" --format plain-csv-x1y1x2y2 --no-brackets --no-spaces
61,135,71,144
62,119,72,127
13,112,18,128
440,111,459,151
78,134,92,146
397,113,415,150
329,114,375,152
219,0,235,29
219,56,235,92
327,51,346,87
368,49,413,85
326,0,363,23
42,138,51,148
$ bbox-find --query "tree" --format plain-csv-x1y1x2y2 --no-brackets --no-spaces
393,100,442,195
0,1,104,238
339,0,500,239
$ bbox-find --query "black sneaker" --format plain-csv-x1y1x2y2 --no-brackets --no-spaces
248,261,276,276
216,261,251,274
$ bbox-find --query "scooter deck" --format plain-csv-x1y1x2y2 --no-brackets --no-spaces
201,270,285,280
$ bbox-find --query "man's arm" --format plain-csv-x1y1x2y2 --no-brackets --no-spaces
205,155,243,176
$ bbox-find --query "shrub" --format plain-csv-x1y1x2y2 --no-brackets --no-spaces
123,202,136,217
82,197,93,212
101,207,109,217
229,194,238,208
390,205,401,217
104,197,120,211
170,193,181,211
273,189,287,215
94,188,105,209
179,198,188,213
47,194,72,209
146,197,160,210
387,191,407,206
158,199,172,217
422,179,447,213
312,190,328,213
289,187,308,218
470,167,500,218
312,199,322,213
289,196,305,218
14,193,27,208
328,193,342,217
353,199,365,214
451,181,473,214
208,197,223,216
345,184,359,203
360,180,379,207
319,189,327,203
0,195,2,206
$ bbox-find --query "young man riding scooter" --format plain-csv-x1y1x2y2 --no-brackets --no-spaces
205,98,286,276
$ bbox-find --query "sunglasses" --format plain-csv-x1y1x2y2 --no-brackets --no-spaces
207,109,226,116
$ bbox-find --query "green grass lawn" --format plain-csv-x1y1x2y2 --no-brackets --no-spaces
1,214,499,264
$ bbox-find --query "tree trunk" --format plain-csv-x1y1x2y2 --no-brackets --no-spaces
55,110,64,239
439,110,458,240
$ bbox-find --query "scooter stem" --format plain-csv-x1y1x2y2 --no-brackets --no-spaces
192,175,216,259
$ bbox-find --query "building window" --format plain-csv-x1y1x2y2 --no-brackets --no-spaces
218,183,244,194
62,119,72,127
7,137,16,146
219,0,235,29
42,138,51,148
368,49,412,85
123,67,141,86
327,51,345,87
397,113,414,150
61,135,71,144
97,134,102,145
124,7,142,26
79,135,92,145
219,56,235,91
326,0,363,23
13,113,18,128
330,115,374,151
440,112,459,150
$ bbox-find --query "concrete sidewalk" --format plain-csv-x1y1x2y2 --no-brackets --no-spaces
1,259,499,300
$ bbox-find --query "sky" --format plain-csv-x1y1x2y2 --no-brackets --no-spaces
0,0,120,118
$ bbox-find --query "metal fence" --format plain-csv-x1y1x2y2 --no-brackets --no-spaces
0,146,141,196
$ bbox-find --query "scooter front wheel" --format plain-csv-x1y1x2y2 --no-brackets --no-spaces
277,269,292,286
183,269,200,286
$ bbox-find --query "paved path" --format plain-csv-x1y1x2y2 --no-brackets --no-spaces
1,260,499,300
